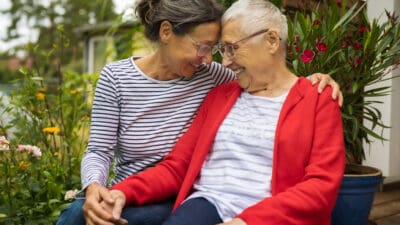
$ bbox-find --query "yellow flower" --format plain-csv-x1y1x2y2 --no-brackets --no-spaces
36,92,45,101
69,89,81,95
42,127,61,134
18,161,30,170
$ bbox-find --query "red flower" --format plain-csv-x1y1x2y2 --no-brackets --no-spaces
295,43,301,52
341,41,351,48
359,26,369,35
336,0,342,7
301,49,315,63
313,19,320,26
356,56,363,65
353,42,362,50
316,42,327,52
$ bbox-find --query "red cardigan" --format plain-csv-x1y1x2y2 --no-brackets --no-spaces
111,78,345,225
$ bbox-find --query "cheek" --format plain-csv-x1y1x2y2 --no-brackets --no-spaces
179,58,199,77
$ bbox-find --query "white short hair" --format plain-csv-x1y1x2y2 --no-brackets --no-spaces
222,0,288,42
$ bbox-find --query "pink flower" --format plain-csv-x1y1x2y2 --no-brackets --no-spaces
18,145,25,151
301,49,315,63
31,146,42,158
316,42,327,52
17,144,42,158
353,42,362,50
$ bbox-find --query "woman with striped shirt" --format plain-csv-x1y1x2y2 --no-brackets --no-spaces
57,0,342,224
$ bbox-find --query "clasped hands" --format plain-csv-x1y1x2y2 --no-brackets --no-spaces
82,183,127,225
82,183,247,225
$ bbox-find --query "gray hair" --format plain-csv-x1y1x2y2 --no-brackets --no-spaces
222,0,288,42
136,0,224,42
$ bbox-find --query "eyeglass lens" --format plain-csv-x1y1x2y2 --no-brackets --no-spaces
216,29,270,58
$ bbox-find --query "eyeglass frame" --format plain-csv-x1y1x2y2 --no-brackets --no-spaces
186,35,217,57
215,28,276,58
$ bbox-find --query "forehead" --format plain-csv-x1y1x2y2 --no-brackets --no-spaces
221,20,244,43
189,21,221,43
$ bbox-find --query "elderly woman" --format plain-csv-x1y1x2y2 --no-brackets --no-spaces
99,1,346,225
59,0,343,225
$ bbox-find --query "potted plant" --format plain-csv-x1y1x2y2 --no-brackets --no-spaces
286,0,400,224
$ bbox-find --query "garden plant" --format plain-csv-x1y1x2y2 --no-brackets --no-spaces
0,26,97,225
286,0,400,164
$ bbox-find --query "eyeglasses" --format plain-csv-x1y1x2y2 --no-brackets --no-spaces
215,29,270,58
186,35,216,57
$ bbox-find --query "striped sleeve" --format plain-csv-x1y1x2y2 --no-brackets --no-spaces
208,62,236,86
80,65,121,191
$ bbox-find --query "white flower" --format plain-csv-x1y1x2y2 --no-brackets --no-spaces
64,189,79,201
0,136,10,151
31,146,42,158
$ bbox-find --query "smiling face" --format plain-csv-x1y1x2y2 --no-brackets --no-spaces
220,20,271,90
161,21,221,78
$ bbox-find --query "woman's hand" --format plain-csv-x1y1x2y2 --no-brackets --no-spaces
82,183,127,225
309,73,344,107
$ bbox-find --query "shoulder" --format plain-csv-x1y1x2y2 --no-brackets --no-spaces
103,57,134,72
293,77,339,114
99,57,137,81
210,81,240,94
202,81,240,103
294,77,333,99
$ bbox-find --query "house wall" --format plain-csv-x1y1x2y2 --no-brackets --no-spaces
364,0,400,181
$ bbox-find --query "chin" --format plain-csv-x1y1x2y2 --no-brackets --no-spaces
237,73,251,89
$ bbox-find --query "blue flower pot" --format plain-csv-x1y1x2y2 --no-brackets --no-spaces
331,164,382,225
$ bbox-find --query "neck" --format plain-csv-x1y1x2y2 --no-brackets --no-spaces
246,67,297,97
135,52,179,81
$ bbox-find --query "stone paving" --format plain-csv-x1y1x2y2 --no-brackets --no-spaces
369,188,400,225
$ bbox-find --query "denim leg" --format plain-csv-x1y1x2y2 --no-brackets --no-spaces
162,197,222,225
56,199,86,225
121,199,174,225
56,198,174,225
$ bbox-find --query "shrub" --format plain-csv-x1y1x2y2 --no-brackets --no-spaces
0,26,97,224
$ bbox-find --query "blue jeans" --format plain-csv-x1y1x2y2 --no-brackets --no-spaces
162,197,222,225
56,198,174,225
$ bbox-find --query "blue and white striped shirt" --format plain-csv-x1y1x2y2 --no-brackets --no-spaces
188,91,288,221
80,57,236,192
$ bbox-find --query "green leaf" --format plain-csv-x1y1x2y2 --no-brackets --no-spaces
333,3,366,31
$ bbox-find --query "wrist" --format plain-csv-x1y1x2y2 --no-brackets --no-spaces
85,182,101,194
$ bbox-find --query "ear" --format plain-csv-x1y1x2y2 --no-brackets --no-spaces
265,29,281,53
159,20,174,44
